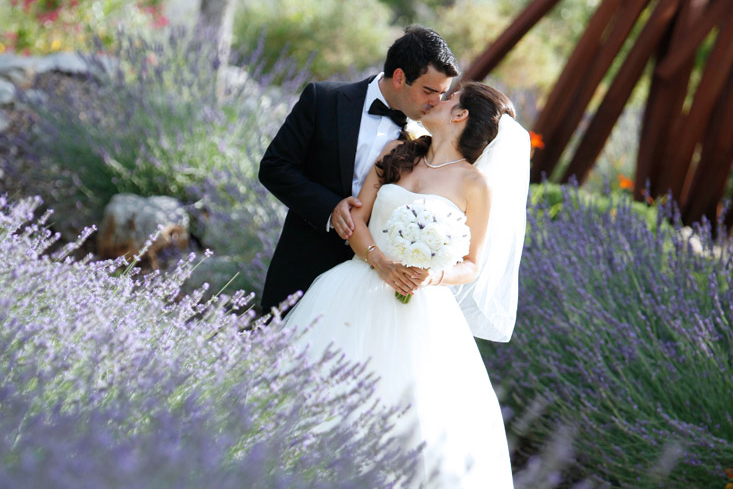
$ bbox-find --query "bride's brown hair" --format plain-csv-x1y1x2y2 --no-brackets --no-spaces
376,82,514,185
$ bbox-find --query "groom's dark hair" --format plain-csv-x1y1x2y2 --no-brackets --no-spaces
384,26,459,84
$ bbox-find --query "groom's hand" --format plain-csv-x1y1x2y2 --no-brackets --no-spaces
332,197,362,240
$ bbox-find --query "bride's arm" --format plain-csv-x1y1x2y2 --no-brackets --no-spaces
348,145,425,297
424,172,492,287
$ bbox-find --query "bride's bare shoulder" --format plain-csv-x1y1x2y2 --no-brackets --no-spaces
460,167,492,210
462,166,490,192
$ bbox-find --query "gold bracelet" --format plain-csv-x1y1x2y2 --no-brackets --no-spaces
437,270,445,286
364,244,377,269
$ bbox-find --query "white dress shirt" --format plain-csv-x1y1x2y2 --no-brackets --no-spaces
352,73,402,197
327,73,402,230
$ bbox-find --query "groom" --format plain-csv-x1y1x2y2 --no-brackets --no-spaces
258,26,459,311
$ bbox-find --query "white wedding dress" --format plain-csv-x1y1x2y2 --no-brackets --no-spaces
283,184,514,488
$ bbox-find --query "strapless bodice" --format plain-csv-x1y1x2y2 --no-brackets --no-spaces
368,184,464,260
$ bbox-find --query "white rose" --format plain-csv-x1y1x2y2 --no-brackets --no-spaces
432,246,458,270
391,238,408,258
387,221,406,243
408,202,427,222
422,223,446,251
402,222,421,243
404,241,432,268
394,206,414,222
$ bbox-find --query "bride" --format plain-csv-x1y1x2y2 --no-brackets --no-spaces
281,82,529,488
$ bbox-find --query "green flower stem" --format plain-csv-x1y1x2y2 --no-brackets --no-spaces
395,292,411,304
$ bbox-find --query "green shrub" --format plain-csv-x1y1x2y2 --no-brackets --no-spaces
423,0,591,94
231,0,398,80
530,182,659,230
13,28,303,296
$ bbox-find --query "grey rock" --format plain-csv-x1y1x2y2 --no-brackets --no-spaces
98,194,190,267
0,54,38,87
0,78,14,105
2,68,31,87
0,52,121,86
87,54,120,79
0,110,9,133
36,52,88,75
0,54,38,75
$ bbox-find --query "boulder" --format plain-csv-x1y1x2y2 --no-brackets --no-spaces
36,52,88,75
0,54,38,88
0,78,16,105
98,194,190,268
0,111,8,133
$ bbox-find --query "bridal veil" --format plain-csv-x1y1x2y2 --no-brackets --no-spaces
452,114,531,342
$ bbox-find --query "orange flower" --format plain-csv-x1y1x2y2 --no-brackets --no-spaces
529,131,545,149
617,174,634,191
726,467,733,478
641,190,655,205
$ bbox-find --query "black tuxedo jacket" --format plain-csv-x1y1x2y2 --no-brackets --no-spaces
258,76,376,311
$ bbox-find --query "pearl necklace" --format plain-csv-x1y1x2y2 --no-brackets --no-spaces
423,155,466,168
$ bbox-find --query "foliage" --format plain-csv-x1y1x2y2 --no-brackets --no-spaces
376,0,453,23
423,0,566,95
7,28,304,295
0,195,421,488
231,0,398,80
0,0,168,55
483,183,733,487
529,180,659,230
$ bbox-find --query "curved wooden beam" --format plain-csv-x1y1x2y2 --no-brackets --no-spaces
655,0,732,79
560,0,683,184
636,0,708,200
660,14,733,200
681,67,733,224
529,0,627,181
460,0,563,83
532,0,649,182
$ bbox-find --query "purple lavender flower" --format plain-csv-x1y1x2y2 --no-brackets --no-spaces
482,182,732,487
0,196,421,488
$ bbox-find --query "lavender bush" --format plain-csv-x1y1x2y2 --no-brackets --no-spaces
484,184,732,487
7,27,304,296
0,195,421,488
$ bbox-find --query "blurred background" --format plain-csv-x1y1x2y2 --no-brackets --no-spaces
0,0,617,297
0,2,731,488
3,0,728,217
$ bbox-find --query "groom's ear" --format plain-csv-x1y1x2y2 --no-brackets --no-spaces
391,68,406,89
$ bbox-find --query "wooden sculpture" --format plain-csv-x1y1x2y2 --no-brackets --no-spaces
462,0,733,229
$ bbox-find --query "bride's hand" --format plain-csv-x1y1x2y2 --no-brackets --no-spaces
373,260,423,296
408,267,431,288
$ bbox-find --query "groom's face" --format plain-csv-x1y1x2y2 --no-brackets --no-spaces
394,65,453,120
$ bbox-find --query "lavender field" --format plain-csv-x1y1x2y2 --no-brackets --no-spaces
0,195,422,488
0,27,731,489
483,185,732,487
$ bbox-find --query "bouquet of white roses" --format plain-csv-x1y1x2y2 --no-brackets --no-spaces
382,199,470,303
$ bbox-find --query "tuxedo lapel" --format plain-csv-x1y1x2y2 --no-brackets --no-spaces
337,77,373,196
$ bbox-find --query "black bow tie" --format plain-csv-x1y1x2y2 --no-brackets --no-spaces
368,99,407,128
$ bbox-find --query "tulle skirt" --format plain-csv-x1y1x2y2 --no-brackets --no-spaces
283,258,514,489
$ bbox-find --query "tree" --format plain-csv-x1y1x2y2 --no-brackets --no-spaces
199,0,237,99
